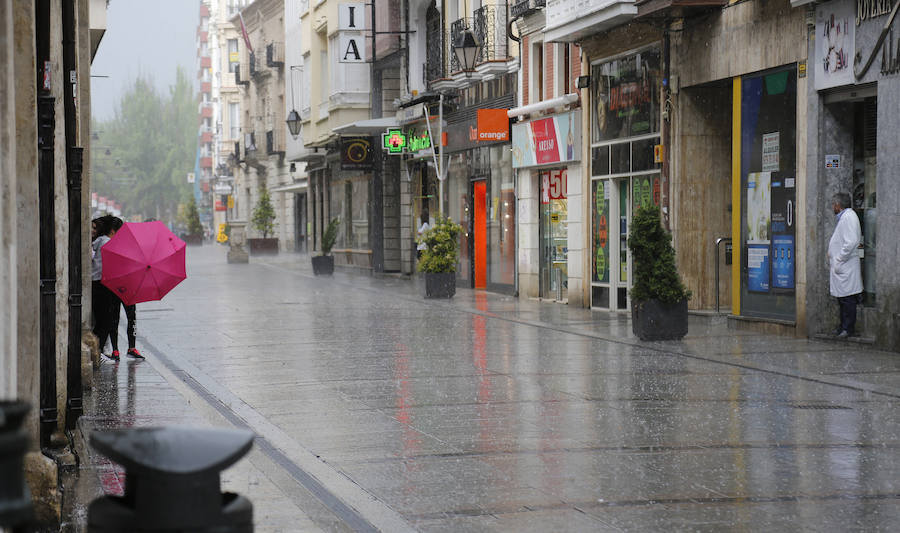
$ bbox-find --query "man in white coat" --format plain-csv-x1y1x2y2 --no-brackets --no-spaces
827,192,863,337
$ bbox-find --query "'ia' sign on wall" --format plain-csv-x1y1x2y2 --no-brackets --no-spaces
339,3,366,63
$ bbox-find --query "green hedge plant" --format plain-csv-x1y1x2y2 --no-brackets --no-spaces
627,204,691,304
416,215,463,273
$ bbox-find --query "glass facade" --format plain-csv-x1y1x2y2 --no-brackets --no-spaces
739,67,796,320
329,168,369,250
444,145,515,292
590,46,662,309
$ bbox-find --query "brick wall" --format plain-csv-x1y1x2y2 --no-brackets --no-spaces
522,35,529,105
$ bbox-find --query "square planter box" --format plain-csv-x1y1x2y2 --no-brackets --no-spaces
247,238,279,256
311,255,334,275
424,272,456,298
632,298,688,341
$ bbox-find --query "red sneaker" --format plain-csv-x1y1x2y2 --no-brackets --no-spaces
109,350,120,360
126,348,144,359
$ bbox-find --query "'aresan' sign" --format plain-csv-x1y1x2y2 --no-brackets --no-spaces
338,3,366,63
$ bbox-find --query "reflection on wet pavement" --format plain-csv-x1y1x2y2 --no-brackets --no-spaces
74,246,900,532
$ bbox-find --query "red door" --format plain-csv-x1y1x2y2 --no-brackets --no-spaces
474,181,487,288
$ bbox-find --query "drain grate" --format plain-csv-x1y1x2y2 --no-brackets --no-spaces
791,404,852,410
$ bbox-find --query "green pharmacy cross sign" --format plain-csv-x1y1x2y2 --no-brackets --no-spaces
382,129,406,154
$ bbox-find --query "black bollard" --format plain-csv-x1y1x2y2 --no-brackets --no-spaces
87,426,254,532
0,401,33,529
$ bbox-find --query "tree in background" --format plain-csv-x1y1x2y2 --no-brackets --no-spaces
179,197,204,237
90,67,197,224
251,187,276,239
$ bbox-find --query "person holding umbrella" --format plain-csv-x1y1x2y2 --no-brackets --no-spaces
108,217,142,358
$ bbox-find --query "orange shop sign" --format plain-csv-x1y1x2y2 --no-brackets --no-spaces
476,109,509,142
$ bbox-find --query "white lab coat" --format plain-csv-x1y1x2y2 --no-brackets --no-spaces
827,208,863,297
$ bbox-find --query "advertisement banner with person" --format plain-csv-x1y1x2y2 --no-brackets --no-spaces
590,47,660,143
511,111,581,168
747,171,771,292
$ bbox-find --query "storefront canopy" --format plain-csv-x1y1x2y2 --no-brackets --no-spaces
333,117,400,135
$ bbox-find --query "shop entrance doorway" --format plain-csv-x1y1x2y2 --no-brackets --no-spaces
294,192,307,253
473,179,487,289
823,91,877,307
540,169,568,300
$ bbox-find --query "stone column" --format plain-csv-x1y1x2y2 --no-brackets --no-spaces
0,0,17,400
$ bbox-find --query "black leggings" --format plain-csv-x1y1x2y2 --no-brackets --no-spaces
111,300,137,350
92,281,120,352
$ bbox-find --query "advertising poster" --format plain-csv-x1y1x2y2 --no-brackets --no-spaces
762,132,779,172
511,111,581,168
747,172,771,293
590,48,660,143
772,235,795,289
592,181,609,283
815,1,855,91
748,244,770,292
770,175,795,290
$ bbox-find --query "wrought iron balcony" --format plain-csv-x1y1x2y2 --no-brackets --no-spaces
266,129,284,156
235,63,249,86
425,12,446,83
474,5,508,63
266,42,283,68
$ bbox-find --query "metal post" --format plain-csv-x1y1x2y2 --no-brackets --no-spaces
62,0,83,430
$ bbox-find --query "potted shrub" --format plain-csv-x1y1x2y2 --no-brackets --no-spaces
627,204,691,341
417,215,463,298
312,218,339,275
248,187,278,255
180,197,204,245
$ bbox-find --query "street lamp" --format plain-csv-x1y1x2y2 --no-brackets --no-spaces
453,29,480,77
286,109,301,139
286,65,302,139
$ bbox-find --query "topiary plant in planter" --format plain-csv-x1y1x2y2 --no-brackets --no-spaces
627,204,691,341
417,215,463,298
312,218,340,275
249,187,278,255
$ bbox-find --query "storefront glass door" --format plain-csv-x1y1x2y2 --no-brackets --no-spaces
540,169,568,300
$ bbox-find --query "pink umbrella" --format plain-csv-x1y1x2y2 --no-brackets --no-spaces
101,221,187,305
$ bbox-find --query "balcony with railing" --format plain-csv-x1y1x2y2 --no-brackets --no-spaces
243,132,258,161
425,12,446,83
511,0,546,18
473,4,508,64
236,63,249,86
266,128,285,156
266,42,284,68
249,52,258,77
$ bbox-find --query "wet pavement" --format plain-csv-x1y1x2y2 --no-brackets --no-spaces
67,244,900,532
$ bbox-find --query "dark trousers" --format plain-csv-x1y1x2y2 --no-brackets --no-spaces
111,300,137,350
837,294,861,335
92,280,119,351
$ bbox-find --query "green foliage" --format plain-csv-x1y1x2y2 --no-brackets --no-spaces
180,197,204,236
320,218,340,255
627,205,691,304
251,187,276,238
90,68,196,224
416,216,463,273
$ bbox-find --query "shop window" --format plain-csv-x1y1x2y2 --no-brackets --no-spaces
591,47,660,143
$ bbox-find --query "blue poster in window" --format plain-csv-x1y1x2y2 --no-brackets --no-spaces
747,243,770,292
771,235,794,289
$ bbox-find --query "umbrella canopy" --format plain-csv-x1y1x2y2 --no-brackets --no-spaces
101,221,187,305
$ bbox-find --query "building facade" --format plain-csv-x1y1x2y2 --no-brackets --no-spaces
1,0,107,525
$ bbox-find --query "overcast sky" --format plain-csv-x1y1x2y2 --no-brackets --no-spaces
91,0,199,121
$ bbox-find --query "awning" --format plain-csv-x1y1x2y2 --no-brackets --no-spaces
333,117,399,135
270,179,309,193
